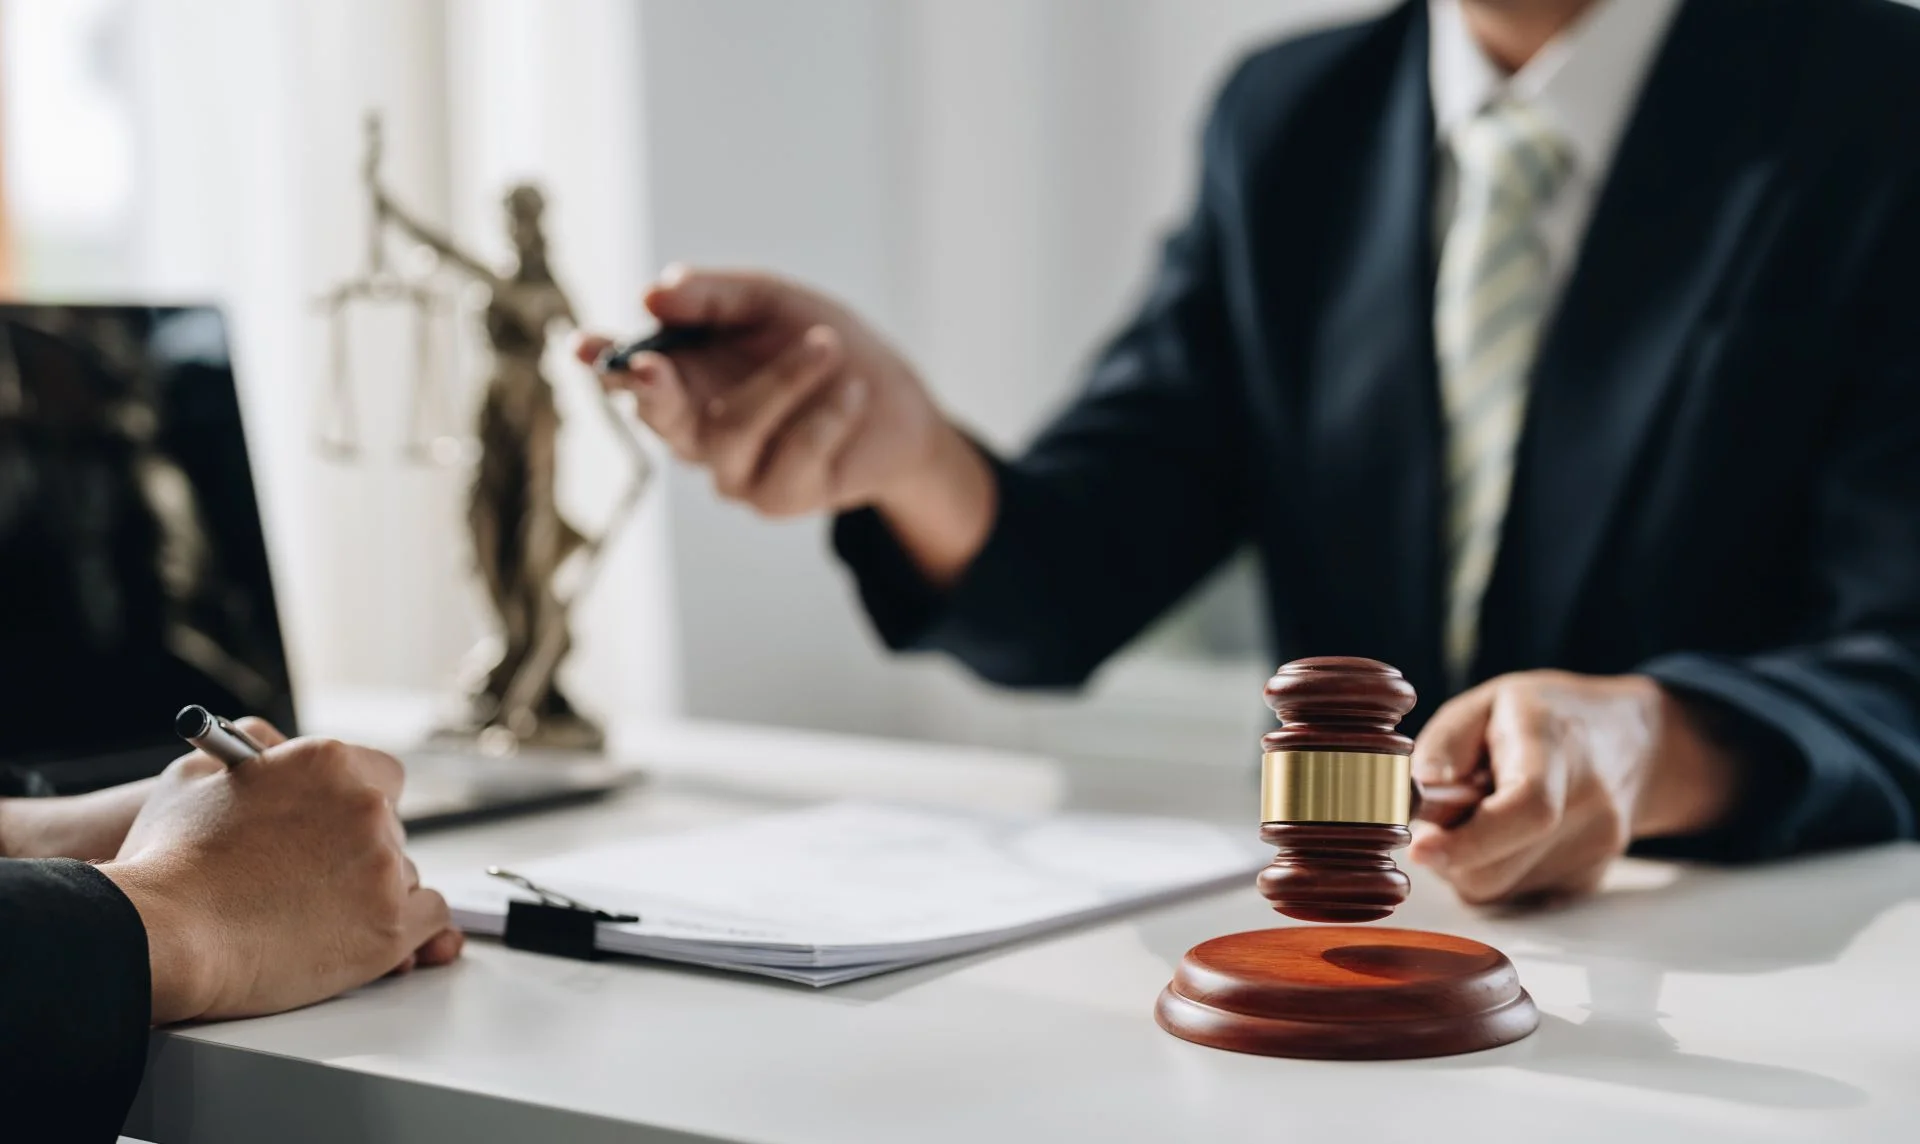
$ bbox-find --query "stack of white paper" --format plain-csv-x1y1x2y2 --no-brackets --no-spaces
445,802,1268,985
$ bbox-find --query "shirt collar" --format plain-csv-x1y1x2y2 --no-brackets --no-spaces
1428,0,1685,179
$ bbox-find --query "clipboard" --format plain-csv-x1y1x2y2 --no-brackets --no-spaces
486,868,639,961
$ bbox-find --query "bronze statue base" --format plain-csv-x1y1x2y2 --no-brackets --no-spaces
429,707,605,758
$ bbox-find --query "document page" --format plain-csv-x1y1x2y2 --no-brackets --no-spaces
446,802,1266,983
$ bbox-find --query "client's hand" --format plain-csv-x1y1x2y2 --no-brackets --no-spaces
99,721,464,1025
580,266,997,585
0,778,158,862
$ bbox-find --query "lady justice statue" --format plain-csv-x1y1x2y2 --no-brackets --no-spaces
319,116,651,753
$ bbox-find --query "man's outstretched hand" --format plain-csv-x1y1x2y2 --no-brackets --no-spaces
100,721,463,1025
1407,671,1741,906
580,266,997,587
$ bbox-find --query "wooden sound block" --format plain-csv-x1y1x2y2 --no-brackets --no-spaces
1155,926,1539,1060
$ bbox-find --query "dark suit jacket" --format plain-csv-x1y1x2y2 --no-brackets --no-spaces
0,859,150,1141
836,0,1920,860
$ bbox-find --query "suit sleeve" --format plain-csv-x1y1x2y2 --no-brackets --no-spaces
0,858,152,1142
1638,186,1920,862
833,69,1254,689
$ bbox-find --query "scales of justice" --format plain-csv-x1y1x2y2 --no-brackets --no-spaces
315,114,652,755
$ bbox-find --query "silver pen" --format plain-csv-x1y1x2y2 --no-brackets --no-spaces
175,705,267,767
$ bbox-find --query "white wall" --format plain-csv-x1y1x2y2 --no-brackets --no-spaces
638,0,925,738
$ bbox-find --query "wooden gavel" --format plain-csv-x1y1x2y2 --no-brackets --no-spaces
1255,656,1492,923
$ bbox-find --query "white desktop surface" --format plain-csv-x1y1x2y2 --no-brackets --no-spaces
126,716,1920,1144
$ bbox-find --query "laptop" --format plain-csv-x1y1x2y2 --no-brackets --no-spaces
0,303,628,826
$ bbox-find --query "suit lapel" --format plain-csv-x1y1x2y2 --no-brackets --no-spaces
1503,0,1794,664
1304,4,1445,693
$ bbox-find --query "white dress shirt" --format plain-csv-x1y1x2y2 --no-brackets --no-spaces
1428,0,1685,303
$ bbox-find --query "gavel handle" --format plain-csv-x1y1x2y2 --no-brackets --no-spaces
1412,767,1495,829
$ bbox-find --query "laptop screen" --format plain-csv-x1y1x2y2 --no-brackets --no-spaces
0,304,297,790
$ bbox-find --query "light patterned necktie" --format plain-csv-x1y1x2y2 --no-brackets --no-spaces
1435,100,1572,686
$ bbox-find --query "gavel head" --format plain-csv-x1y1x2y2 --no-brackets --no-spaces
1256,657,1419,924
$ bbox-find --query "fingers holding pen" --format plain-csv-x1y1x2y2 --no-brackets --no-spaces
586,321,861,514
644,264,787,330
232,717,289,749
752,376,871,517
581,266,951,531
604,351,703,461
577,335,617,385
703,325,845,499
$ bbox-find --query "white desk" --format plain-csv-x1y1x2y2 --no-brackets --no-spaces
125,719,1920,1143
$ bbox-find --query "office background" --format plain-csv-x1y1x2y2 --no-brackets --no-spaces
5,0,1404,770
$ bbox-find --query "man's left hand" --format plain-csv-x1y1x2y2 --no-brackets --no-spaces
1406,671,1740,906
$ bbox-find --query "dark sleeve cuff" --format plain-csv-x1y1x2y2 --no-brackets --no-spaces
832,452,1111,687
1635,651,1899,862
0,858,151,1141
830,447,1030,655
831,505,949,651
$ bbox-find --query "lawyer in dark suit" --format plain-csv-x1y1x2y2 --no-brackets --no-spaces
584,0,1920,905
0,728,462,1141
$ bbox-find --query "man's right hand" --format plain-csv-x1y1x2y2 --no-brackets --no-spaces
99,722,463,1025
578,267,998,587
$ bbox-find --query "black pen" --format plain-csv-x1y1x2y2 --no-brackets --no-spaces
176,705,266,767
595,325,714,374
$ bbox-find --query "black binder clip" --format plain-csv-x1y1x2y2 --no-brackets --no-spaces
488,867,639,962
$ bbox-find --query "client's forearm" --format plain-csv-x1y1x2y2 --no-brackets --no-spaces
0,780,156,861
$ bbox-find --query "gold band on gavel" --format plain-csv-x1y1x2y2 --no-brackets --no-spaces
1261,750,1412,826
